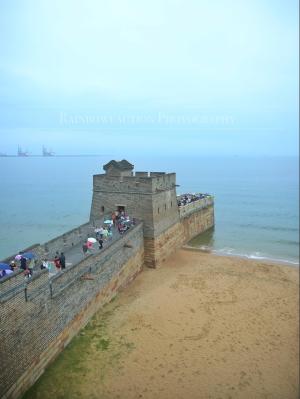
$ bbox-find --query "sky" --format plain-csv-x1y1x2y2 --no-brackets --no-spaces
0,0,298,156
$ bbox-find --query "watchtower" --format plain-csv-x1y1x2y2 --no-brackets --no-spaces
90,160,181,267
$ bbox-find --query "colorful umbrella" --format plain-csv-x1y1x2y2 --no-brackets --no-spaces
104,220,113,224
4,269,13,274
22,252,36,259
15,254,22,260
87,237,97,243
0,263,10,270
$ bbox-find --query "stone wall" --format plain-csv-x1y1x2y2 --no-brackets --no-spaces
144,222,183,267
181,204,214,243
144,204,214,268
41,221,98,258
90,173,179,240
0,224,144,399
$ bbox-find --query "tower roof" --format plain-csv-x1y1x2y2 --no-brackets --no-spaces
103,160,134,172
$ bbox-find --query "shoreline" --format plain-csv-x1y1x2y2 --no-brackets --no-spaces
183,244,299,267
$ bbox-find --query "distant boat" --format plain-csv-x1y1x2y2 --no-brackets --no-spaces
17,146,29,157
42,146,54,157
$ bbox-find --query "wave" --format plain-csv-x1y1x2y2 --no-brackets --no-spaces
200,246,299,266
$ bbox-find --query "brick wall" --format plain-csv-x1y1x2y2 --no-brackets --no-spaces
181,204,214,243
144,204,215,268
144,222,183,267
90,174,179,239
0,224,144,399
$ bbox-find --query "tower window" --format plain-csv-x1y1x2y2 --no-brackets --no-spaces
101,206,105,213
164,204,167,211
158,207,160,214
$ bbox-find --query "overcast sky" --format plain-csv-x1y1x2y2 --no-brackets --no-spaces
0,0,298,156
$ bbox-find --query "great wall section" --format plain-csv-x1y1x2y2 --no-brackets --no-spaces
0,160,214,399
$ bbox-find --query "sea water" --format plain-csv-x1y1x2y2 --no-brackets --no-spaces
0,155,298,265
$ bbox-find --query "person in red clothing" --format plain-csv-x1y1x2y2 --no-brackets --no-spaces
54,255,61,271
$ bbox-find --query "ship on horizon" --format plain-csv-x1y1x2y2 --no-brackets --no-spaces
17,146,29,157
42,146,55,157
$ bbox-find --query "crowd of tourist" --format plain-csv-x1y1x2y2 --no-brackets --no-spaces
177,193,212,207
0,211,135,281
0,251,67,280
86,211,135,254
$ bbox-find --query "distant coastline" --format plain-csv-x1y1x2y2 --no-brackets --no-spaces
0,154,111,157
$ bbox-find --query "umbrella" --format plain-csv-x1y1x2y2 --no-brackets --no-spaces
104,220,113,224
15,254,22,260
22,252,36,260
4,269,13,274
0,263,10,270
87,237,97,243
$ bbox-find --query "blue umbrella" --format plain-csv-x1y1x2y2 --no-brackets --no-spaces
0,263,10,270
22,252,36,260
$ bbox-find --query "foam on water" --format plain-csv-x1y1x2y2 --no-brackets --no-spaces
211,247,299,266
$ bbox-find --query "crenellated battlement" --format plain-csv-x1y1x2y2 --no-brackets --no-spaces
92,172,176,194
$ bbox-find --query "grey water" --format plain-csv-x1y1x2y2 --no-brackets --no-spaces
0,155,298,265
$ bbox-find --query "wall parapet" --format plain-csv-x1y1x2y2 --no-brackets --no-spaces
0,223,144,399
178,196,214,219
0,222,143,304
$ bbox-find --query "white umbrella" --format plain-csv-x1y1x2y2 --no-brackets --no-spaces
5,269,13,274
104,219,113,224
87,237,97,243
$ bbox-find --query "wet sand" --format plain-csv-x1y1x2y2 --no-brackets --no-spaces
26,249,299,399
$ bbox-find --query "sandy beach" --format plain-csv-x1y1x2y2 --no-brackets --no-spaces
25,249,299,399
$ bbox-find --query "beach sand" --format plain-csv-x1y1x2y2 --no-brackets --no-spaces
26,249,299,399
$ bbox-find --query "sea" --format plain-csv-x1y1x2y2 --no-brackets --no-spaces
0,155,298,265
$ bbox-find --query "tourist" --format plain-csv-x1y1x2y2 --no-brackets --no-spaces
103,227,108,241
24,268,31,279
82,242,88,256
60,252,66,270
98,237,103,249
98,226,104,239
28,258,34,276
40,258,49,270
10,261,17,272
117,223,122,234
95,227,101,239
54,256,61,271
20,256,27,271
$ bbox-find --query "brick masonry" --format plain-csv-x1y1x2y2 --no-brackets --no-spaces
0,224,144,399
144,204,214,268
